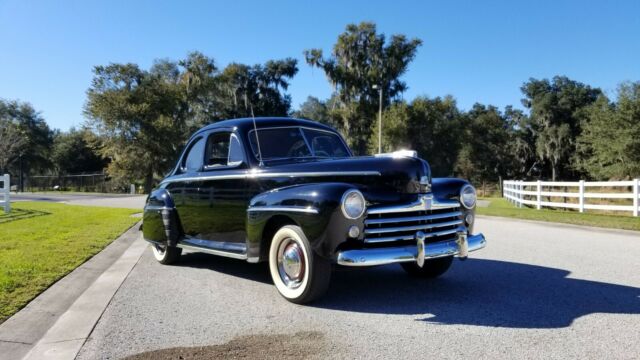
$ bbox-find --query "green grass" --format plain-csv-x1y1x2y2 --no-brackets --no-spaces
0,202,139,323
476,197,640,231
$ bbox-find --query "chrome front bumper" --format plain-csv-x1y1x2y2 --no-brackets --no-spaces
336,231,486,267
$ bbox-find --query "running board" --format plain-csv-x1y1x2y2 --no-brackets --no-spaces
177,238,247,260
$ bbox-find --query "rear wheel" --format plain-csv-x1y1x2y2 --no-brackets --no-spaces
401,256,453,278
152,243,182,265
268,225,331,304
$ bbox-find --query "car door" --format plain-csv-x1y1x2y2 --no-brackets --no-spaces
165,136,205,237
196,130,249,244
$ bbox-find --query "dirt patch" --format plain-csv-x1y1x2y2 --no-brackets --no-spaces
122,331,326,360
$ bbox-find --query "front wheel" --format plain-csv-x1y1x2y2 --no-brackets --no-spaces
152,243,182,265
400,256,453,278
268,225,331,304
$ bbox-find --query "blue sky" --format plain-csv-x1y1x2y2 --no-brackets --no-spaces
1,0,639,130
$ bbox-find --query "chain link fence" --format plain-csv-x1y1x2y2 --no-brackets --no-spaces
25,173,116,193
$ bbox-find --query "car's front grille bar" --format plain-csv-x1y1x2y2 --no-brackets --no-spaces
364,219,463,235
363,194,463,244
367,195,459,215
364,211,462,225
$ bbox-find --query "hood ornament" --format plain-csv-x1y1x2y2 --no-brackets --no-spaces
420,176,432,193
420,194,433,210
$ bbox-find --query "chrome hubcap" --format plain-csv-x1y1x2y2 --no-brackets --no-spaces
277,239,305,288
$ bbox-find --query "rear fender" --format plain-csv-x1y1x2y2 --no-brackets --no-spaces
143,188,181,246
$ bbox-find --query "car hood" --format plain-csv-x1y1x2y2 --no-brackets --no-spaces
258,155,431,197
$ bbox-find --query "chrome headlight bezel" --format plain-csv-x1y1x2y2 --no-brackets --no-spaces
460,184,477,209
341,189,366,219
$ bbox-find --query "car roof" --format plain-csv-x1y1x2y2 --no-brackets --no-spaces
194,117,335,136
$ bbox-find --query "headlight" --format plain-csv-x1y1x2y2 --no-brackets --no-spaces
460,185,477,209
341,189,366,219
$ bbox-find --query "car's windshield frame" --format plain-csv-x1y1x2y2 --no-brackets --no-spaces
248,126,352,161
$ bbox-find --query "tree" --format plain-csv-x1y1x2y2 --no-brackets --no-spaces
0,99,53,176
576,82,640,179
455,104,513,184
0,118,28,173
85,62,185,192
51,128,107,174
520,76,601,180
215,58,298,120
293,96,342,129
375,96,463,176
304,22,422,155
85,53,298,192
504,106,536,178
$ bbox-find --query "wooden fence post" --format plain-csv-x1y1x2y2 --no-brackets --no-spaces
579,180,585,213
633,178,639,217
536,180,541,210
518,181,523,208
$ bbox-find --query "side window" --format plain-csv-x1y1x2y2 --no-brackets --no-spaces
183,137,205,172
205,132,245,168
228,134,244,166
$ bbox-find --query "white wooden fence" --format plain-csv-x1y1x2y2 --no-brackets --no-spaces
1,174,9,213
503,179,640,217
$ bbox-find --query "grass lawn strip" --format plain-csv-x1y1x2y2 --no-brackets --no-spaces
0,202,139,323
477,197,640,232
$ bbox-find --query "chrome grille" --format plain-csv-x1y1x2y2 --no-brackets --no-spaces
364,198,462,244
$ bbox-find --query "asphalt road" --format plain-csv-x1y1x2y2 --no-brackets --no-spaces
11,193,146,209
77,217,640,359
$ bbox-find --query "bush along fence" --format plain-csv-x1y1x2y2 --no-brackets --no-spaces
503,179,640,217
1,174,9,213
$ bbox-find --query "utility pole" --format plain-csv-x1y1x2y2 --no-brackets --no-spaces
373,84,383,153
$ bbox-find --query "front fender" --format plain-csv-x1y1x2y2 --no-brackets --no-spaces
432,178,475,232
246,183,360,260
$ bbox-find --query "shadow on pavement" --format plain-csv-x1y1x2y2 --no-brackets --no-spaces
179,252,272,284
319,258,640,328
176,253,640,329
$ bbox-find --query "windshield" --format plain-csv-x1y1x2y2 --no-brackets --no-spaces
248,127,350,161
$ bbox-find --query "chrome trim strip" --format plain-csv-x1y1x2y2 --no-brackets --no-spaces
364,219,463,235
364,211,462,225
177,243,248,260
160,171,381,185
364,227,459,243
337,233,486,267
367,194,459,214
247,206,319,214
144,205,172,211
177,238,247,260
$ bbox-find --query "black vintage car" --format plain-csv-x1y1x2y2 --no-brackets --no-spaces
143,117,486,303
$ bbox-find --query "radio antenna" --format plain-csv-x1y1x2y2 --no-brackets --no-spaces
250,104,264,167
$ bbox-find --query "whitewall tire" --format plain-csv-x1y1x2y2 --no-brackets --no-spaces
268,225,331,303
152,243,182,265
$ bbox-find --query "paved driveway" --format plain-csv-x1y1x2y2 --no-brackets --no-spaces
11,193,146,209
77,217,640,359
